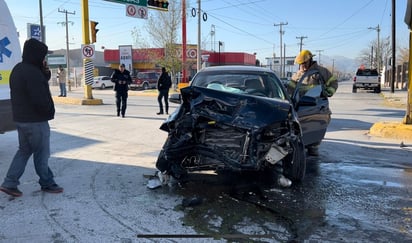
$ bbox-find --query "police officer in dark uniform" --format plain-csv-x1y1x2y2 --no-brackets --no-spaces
111,64,132,118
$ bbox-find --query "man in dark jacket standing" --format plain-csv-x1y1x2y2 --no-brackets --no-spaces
0,38,63,197
111,63,132,118
156,67,171,115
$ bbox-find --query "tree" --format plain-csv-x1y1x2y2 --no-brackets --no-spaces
143,0,183,77
398,46,409,63
357,36,408,70
131,28,149,49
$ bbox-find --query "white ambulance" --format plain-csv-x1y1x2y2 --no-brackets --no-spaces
0,0,21,133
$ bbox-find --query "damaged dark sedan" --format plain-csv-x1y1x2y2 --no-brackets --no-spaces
156,66,331,183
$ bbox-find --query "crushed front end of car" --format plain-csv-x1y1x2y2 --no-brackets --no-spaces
156,86,305,182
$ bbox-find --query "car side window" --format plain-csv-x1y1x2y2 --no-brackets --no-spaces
302,84,323,98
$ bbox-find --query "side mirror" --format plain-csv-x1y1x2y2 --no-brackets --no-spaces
169,93,181,104
297,96,317,106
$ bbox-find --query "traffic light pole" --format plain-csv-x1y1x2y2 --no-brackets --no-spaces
81,0,93,100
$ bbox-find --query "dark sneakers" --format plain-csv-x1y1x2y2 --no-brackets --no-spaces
0,184,63,196
41,184,63,194
0,186,23,197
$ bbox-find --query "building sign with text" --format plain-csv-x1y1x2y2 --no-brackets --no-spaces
119,45,133,73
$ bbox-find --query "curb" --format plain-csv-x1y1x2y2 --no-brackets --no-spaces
53,96,103,105
369,90,412,142
369,121,412,142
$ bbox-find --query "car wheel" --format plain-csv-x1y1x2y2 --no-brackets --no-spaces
282,135,306,182
352,85,357,93
143,83,149,90
101,83,106,89
374,86,381,93
156,137,188,180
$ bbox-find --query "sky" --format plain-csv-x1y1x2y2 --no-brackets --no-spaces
4,0,411,66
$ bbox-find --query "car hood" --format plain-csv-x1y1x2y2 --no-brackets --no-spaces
161,86,292,132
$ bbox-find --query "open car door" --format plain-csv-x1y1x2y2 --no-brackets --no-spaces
291,69,332,147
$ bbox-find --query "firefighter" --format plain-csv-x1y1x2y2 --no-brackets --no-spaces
289,49,338,97
289,49,338,156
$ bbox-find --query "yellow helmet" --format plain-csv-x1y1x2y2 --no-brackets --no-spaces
295,50,314,64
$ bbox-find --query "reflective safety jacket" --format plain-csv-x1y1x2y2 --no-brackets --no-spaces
290,61,338,97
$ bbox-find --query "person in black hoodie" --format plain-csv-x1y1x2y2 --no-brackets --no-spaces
111,63,132,118
156,67,171,115
0,38,63,197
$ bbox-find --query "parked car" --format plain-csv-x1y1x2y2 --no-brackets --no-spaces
156,65,331,183
130,71,160,90
92,76,113,89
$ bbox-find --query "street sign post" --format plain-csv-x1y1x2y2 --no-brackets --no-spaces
27,23,43,41
81,44,95,59
126,4,148,19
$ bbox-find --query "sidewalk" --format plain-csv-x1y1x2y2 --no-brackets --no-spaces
369,88,412,142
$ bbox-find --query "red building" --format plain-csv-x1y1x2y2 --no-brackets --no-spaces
202,51,256,66
103,46,256,79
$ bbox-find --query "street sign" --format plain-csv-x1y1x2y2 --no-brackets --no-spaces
126,4,148,19
81,44,95,59
47,55,66,68
27,23,42,41
103,0,147,6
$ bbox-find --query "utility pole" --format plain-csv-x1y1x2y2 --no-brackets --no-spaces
196,0,201,72
58,8,75,91
283,43,286,78
391,0,396,93
39,0,45,43
296,36,307,51
315,50,323,65
274,22,288,78
368,24,380,72
210,24,215,51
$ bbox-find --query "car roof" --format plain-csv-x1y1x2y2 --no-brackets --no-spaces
198,65,275,73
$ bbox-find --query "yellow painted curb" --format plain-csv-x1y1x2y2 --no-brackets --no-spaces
129,90,179,96
53,96,103,105
370,121,412,141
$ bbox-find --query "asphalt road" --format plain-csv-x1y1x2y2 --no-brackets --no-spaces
0,81,411,242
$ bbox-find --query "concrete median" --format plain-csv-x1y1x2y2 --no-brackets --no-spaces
370,121,412,142
369,89,412,142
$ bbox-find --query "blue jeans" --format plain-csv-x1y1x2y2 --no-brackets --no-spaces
59,82,66,96
1,121,56,188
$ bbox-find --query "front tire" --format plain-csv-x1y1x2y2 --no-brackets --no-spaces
374,85,381,93
282,136,306,182
101,83,106,89
143,83,149,90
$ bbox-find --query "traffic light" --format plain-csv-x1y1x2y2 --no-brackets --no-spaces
147,0,169,11
90,21,99,43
